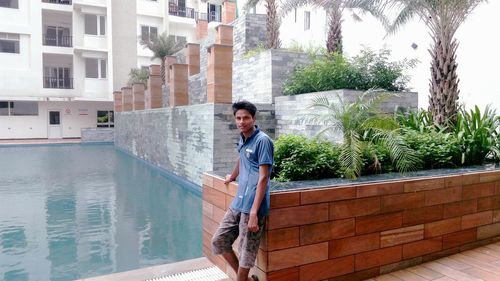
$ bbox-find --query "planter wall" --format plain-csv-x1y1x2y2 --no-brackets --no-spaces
275,90,418,140
202,169,500,280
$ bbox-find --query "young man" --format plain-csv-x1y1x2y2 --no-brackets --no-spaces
211,101,274,281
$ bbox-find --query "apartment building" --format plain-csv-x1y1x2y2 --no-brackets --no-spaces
0,0,229,139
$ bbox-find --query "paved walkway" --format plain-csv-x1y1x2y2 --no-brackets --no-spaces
369,241,500,281
0,138,81,145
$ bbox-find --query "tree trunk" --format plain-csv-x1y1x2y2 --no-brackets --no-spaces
160,57,166,85
326,6,343,54
265,0,281,49
428,32,460,126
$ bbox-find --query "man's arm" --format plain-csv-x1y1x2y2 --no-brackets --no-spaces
248,164,270,232
224,157,240,184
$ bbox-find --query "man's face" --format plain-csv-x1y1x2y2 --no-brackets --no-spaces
235,109,256,135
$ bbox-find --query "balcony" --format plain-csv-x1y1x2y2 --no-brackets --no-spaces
43,35,72,47
168,5,196,19
42,0,72,4
43,76,74,89
198,12,221,23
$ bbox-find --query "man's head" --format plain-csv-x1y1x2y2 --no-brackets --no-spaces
232,101,257,136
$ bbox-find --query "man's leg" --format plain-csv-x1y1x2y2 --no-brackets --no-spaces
222,251,239,273
212,209,240,274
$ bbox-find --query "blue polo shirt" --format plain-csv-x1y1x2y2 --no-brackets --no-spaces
230,127,274,217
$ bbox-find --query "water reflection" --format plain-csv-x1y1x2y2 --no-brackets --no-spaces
0,145,202,281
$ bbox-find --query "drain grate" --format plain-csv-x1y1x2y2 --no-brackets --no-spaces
144,266,228,281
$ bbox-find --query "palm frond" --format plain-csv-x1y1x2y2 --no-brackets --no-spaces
340,130,363,179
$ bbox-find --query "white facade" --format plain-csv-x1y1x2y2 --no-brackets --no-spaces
241,0,500,111
0,0,225,139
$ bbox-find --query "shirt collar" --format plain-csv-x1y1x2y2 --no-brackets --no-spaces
240,125,260,143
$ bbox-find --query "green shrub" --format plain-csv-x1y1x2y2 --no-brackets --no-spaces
361,143,394,175
273,135,341,181
455,105,500,165
282,53,354,95
398,106,499,165
283,48,416,95
402,130,461,169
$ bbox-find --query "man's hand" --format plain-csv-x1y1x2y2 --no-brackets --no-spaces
248,213,259,232
224,174,233,185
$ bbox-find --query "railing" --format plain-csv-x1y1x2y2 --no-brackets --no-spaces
43,77,74,89
43,35,72,47
168,5,196,19
197,12,221,23
41,0,72,4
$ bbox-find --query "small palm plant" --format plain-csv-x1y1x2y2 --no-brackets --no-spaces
307,91,422,179
140,32,184,84
127,68,149,87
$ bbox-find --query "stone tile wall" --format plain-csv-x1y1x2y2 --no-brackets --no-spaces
202,169,500,280
115,103,275,185
81,128,114,142
233,49,310,104
275,90,418,140
233,13,267,61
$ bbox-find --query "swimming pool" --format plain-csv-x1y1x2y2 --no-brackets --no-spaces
0,144,202,281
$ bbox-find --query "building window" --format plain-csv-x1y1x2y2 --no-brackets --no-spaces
0,101,10,115
0,101,38,116
97,110,114,127
85,58,107,79
0,33,20,53
141,26,158,42
304,11,310,30
168,35,186,45
294,8,297,23
0,0,18,9
85,14,106,36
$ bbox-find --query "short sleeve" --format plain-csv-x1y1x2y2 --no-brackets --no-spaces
257,137,274,166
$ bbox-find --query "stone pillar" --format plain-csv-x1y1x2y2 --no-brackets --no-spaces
169,63,189,107
216,24,233,46
207,44,233,103
196,19,208,40
132,83,145,110
222,1,236,24
148,70,163,109
186,43,200,76
113,91,122,112
164,55,177,83
121,87,133,111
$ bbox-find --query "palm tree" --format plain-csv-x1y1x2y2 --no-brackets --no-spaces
140,32,184,84
245,0,282,49
306,91,421,179
127,68,149,87
280,0,386,53
373,0,488,126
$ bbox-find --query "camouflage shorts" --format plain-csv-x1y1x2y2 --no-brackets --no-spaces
211,208,265,269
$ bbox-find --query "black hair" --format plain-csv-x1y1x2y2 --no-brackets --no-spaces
232,100,257,117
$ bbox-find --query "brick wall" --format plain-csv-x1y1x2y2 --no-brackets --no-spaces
202,169,500,280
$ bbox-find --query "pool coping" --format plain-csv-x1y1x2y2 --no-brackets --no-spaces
75,257,214,281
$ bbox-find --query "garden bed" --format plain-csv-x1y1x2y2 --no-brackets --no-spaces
202,166,500,280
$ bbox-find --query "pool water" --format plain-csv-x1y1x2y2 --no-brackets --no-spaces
0,144,202,281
